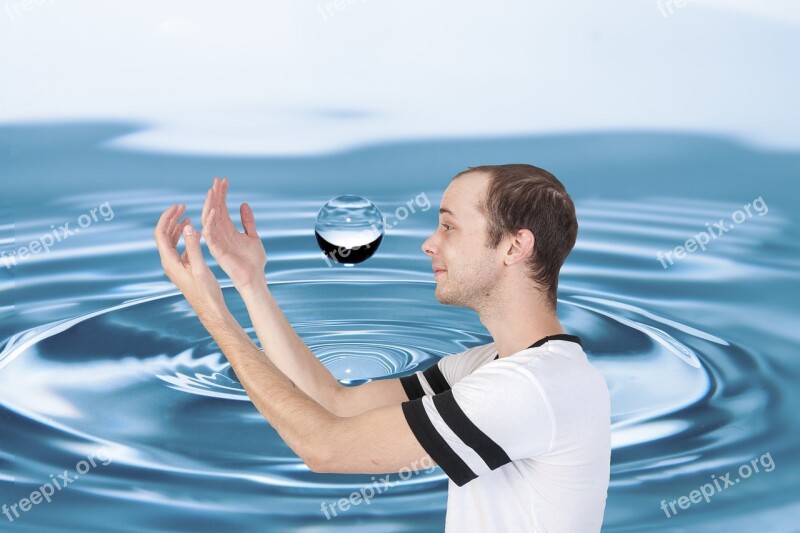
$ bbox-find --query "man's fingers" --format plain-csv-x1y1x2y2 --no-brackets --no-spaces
212,176,222,213
168,203,186,228
218,177,232,222
204,208,219,250
171,216,191,244
240,202,259,237
154,204,182,267
166,204,186,241
203,177,234,234
156,204,178,235
201,183,215,227
166,203,188,244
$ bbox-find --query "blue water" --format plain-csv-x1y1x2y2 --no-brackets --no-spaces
1,123,799,532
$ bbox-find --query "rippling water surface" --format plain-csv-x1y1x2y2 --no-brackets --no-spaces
1,124,799,532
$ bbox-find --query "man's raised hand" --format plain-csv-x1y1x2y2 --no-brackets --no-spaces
201,177,268,291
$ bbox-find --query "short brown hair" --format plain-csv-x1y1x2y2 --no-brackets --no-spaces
452,164,578,311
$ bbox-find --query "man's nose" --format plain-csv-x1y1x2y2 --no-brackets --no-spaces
421,233,436,256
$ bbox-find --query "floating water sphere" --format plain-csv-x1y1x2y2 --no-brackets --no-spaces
315,195,385,265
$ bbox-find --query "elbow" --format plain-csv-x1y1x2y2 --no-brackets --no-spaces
303,420,340,474
306,455,327,474
305,443,334,474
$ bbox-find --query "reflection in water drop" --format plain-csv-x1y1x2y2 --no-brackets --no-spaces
315,195,384,265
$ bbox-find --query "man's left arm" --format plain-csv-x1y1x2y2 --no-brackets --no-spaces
198,306,435,475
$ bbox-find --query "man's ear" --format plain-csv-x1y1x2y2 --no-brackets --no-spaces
505,229,535,265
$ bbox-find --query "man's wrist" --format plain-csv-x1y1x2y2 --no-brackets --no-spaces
195,296,233,327
236,276,269,298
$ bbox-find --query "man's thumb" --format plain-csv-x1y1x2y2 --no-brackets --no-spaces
240,203,259,237
182,223,204,268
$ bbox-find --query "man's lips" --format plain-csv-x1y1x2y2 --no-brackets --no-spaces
433,267,446,276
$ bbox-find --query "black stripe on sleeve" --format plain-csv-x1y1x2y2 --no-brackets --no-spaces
400,373,425,401
432,389,511,470
401,398,477,487
422,362,450,394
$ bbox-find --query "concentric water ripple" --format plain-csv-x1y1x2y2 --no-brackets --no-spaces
1,279,774,522
2,139,799,531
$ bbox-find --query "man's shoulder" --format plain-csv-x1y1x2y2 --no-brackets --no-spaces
517,343,610,417
437,341,497,382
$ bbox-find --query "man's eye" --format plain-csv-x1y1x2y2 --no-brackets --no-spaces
441,224,452,231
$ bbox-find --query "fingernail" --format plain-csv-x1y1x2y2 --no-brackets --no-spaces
184,225,195,235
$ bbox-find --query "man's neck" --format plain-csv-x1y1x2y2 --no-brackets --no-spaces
478,293,565,358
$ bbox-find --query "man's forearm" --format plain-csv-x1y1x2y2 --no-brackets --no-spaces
196,301,337,467
236,278,344,412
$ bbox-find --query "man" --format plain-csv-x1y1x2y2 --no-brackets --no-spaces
153,164,611,532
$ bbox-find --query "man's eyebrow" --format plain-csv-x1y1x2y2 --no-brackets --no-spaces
439,207,458,218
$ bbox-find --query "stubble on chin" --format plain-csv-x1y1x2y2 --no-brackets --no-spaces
435,280,469,308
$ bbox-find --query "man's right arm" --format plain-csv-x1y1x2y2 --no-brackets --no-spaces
237,279,409,417
199,178,411,416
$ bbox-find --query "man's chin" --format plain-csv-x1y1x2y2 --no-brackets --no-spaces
434,287,459,307
433,286,447,303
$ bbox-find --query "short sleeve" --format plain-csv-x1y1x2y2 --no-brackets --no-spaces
401,362,554,487
399,353,459,400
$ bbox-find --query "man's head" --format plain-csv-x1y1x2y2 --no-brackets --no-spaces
421,164,578,313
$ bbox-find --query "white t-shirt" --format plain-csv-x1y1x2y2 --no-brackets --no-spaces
399,334,610,533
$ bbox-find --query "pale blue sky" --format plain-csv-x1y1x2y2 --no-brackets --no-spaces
1,0,798,154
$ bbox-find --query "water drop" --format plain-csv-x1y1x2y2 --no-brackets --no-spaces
315,195,384,265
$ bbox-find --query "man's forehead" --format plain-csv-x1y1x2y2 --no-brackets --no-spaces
441,173,488,218
439,199,484,221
